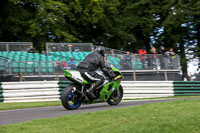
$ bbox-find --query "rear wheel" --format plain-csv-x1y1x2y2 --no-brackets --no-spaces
107,85,123,105
61,84,82,110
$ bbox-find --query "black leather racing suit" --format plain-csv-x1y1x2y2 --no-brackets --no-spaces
77,52,112,91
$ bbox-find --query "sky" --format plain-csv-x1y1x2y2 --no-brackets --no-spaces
187,58,199,75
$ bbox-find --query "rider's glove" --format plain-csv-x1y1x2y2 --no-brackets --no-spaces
108,72,116,81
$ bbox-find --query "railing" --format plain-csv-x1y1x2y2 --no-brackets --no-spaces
1,81,199,103
0,81,174,103
0,53,181,78
0,42,32,51
106,54,180,70
0,42,180,72
46,43,94,53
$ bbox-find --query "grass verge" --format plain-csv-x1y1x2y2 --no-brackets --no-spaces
123,96,200,101
0,101,61,111
0,98,200,133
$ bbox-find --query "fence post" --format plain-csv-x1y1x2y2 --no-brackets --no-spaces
8,60,12,75
133,71,136,81
38,61,42,77
19,71,25,81
56,71,59,80
6,43,9,51
164,71,168,81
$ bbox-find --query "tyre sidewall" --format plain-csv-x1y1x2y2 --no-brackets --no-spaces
61,84,82,110
107,85,123,105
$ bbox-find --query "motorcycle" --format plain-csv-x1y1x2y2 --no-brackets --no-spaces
61,63,124,110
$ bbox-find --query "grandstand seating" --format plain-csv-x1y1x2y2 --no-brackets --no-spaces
107,56,120,69
0,51,124,74
0,51,143,75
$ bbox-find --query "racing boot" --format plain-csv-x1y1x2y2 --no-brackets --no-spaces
86,84,96,99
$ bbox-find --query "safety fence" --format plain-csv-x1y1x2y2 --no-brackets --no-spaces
0,53,180,76
0,42,32,52
46,43,94,53
0,42,181,75
0,81,199,103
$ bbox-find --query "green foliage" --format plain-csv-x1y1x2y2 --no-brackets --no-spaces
0,0,105,50
0,0,199,76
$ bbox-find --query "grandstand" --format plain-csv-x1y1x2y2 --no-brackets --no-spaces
0,42,182,81
0,50,91,75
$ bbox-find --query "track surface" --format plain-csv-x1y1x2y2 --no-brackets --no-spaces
0,99,184,126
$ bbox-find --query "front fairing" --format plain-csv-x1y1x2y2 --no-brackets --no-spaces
98,62,123,101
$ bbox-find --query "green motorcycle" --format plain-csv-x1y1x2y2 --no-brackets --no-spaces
61,63,124,110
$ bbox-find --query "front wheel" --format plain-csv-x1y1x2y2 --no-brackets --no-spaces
61,84,82,110
107,85,123,105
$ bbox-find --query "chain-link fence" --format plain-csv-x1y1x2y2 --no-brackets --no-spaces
0,56,180,80
0,42,181,80
106,54,180,70
0,42,32,51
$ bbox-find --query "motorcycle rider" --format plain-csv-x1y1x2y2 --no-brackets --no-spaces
77,46,114,98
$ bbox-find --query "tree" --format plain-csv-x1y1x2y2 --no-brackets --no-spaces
0,0,199,78
0,0,106,51
155,0,200,79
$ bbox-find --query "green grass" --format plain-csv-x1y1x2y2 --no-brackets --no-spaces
0,101,61,111
0,99,200,133
124,96,200,101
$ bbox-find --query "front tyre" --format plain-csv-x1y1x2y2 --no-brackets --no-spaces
107,85,123,105
61,84,82,110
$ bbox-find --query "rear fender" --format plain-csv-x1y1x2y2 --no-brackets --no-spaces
64,70,90,85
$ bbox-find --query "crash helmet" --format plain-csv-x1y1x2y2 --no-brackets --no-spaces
95,46,106,56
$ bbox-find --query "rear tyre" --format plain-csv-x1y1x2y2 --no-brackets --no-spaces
107,85,123,105
61,84,82,110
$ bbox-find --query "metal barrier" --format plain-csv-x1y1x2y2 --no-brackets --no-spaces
0,42,32,51
106,54,180,70
0,42,181,81
0,82,3,102
46,43,94,53
1,81,63,103
0,52,181,77
0,81,176,103
1,81,199,103
173,81,200,96
122,81,174,99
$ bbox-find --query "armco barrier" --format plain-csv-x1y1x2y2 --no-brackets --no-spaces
173,81,200,96
122,81,174,99
0,82,3,102
1,81,70,103
0,81,199,103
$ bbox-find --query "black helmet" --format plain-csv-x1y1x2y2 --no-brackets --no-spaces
95,46,106,56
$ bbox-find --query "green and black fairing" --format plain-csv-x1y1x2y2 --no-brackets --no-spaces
61,64,124,110
64,70,90,85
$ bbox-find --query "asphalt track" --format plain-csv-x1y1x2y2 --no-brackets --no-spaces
0,98,189,126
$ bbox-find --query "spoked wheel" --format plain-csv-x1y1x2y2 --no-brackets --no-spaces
61,84,82,110
107,85,123,105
